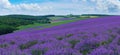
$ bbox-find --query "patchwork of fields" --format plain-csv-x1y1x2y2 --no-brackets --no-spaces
0,16,120,55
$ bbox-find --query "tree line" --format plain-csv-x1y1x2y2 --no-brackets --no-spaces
0,15,53,35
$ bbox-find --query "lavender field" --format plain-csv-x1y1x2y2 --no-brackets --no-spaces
0,16,120,55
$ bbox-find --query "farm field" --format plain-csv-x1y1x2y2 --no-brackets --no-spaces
1,0,120,55
16,16,89,32
0,16,120,55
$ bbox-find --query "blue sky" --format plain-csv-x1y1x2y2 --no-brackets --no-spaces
0,0,120,15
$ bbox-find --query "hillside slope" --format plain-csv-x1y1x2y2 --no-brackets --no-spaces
0,16,120,55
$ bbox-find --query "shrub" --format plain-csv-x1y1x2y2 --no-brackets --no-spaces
19,41,38,50
0,25,17,35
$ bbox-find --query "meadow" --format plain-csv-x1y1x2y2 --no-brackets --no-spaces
0,15,119,55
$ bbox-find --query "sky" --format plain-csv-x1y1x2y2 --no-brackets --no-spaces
0,0,120,15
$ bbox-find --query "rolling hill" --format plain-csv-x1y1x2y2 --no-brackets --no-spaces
0,16,120,55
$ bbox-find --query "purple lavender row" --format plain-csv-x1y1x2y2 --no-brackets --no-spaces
0,16,120,55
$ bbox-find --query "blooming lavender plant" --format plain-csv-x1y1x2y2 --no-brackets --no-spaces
0,16,120,55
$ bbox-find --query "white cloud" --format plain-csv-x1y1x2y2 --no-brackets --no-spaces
0,0,53,15
66,0,120,13
0,0,85,15
87,0,120,12
0,0,120,15
0,0,11,6
108,0,120,9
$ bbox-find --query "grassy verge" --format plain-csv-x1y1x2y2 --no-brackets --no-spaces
16,17,89,31
17,23,46,30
